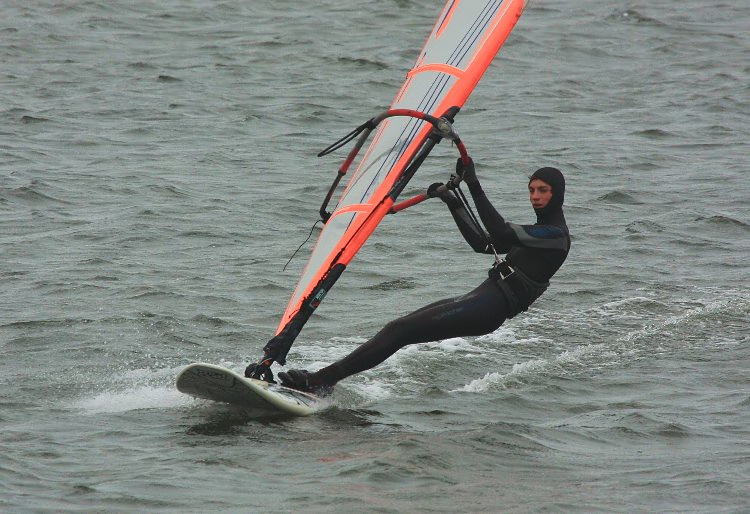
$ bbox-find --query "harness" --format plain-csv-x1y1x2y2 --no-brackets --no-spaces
488,260,549,318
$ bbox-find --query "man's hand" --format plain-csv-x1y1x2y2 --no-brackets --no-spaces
427,182,449,199
456,157,477,184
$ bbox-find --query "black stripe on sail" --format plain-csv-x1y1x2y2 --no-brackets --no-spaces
448,0,504,68
334,1,511,232
435,0,457,35
350,72,452,208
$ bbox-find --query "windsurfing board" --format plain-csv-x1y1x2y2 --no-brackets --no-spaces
176,362,323,416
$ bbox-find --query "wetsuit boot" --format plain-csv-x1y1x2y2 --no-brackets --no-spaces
278,369,334,397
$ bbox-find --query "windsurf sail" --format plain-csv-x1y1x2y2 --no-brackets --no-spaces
251,0,527,377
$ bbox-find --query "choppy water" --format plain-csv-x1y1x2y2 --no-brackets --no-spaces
2,0,749,512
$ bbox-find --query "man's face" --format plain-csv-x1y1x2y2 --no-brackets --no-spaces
528,179,553,210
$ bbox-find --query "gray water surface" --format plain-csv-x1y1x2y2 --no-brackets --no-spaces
2,0,749,511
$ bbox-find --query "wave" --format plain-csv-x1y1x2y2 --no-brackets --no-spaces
607,9,667,27
335,56,389,71
365,278,418,291
625,220,665,234
597,190,643,205
631,128,677,139
20,115,50,124
0,181,70,206
457,344,615,393
157,74,182,83
694,215,748,229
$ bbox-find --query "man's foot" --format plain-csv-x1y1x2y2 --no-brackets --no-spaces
277,369,334,397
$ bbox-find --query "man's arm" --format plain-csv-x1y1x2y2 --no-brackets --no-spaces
466,181,518,252
442,192,494,254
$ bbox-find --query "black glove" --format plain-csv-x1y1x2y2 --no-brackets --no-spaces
427,182,448,199
428,181,461,208
455,157,477,184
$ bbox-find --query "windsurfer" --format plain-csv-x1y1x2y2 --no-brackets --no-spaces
277,158,570,396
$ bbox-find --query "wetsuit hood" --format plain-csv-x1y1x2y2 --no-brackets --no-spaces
529,167,565,219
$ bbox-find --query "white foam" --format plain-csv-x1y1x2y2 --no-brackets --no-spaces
394,337,477,356
475,324,518,344
120,364,184,381
456,344,613,393
330,336,368,345
348,377,395,401
459,371,505,393
68,363,204,414
509,357,550,375
73,385,192,414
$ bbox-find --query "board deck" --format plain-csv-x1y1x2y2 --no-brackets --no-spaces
176,362,323,416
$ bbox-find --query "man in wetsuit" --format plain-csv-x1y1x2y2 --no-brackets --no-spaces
277,159,570,396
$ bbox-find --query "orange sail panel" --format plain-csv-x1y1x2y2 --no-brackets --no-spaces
277,0,526,333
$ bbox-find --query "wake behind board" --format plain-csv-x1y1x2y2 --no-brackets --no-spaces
176,363,322,416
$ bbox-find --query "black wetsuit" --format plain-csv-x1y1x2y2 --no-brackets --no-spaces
308,170,570,388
